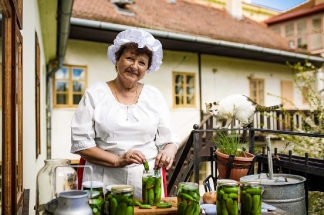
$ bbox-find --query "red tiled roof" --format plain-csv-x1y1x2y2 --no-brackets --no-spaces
265,1,324,24
72,0,294,51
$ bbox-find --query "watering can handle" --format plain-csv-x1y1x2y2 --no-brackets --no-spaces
54,165,93,198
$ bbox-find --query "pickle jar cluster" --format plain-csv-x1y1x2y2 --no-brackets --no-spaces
216,180,239,215
177,182,200,215
82,181,105,215
142,169,162,205
106,185,134,215
240,181,262,215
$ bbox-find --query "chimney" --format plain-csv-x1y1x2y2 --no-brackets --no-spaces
226,0,243,19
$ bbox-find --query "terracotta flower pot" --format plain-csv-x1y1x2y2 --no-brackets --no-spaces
215,149,255,181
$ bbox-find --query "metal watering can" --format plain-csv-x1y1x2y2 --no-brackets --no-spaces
53,165,93,215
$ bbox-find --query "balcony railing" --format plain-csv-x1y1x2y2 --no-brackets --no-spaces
167,110,324,202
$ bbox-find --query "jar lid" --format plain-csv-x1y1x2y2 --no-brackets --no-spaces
222,182,239,187
179,182,198,191
217,179,237,185
111,185,134,193
82,181,104,189
106,184,123,191
240,180,261,186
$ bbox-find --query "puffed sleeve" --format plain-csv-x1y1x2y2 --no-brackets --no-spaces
70,90,97,153
155,90,180,150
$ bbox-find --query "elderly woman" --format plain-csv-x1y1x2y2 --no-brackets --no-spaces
70,29,179,197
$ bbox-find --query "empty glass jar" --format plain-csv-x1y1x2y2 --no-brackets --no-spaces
36,159,78,215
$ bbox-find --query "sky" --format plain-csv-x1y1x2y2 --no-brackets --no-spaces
250,0,308,12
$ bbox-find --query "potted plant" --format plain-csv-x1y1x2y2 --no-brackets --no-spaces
211,132,255,181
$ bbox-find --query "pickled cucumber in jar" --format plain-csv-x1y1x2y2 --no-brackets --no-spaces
177,182,200,215
109,185,134,215
82,181,105,215
240,181,262,215
142,169,162,205
216,180,239,215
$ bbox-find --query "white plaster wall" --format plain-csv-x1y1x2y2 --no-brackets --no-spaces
19,0,49,214
200,55,304,110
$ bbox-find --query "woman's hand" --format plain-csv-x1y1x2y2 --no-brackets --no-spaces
121,150,146,165
154,144,177,170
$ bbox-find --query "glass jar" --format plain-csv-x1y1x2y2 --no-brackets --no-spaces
240,181,262,215
36,159,78,215
108,185,134,215
103,184,123,215
82,181,104,215
142,169,162,205
177,182,200,215
216,180,239,215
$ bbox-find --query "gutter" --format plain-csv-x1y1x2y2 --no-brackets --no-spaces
70,17,324,64
46,0,74,159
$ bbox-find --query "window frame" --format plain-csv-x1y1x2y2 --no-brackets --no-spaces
1,0,24,213
52,65,88,108
172,72,196,108
249,78,265,105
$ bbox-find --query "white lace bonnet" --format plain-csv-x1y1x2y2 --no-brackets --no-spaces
107,29,163,73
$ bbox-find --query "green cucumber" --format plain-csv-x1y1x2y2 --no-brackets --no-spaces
177,199,187,215
225,198,234,215
223,186,238,194
156,202,172,208
246,188,262,195
143,161,149,171
110,197,118,215
126,205,134,215
139,204,152,209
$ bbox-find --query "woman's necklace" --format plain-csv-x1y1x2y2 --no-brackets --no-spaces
113,82,139,121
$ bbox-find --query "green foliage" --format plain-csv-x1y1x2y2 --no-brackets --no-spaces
308,191,324,215
266,60,324,159
211,132,248,156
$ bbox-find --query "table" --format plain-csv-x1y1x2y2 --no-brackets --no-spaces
134,197,293,215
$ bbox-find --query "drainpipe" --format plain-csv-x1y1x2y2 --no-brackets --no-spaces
46,0,74,159
70,17,324,64
198,53,203,121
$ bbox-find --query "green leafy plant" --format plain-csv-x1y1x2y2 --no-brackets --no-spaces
211,132,248,157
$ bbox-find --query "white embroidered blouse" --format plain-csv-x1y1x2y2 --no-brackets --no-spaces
70,81,179,160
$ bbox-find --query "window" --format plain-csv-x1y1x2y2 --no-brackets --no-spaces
297,20,307,49
53,65,87,107
310,17,323,50
297,37,308,49
249,79,264,105
285,23,294,37
281,81,294,109
173,72,196,107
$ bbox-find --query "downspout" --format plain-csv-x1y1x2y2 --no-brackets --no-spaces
70,17,324,65
46,0,74,159
198,53,203,121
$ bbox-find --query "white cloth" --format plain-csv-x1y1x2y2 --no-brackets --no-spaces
70,81,179,197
